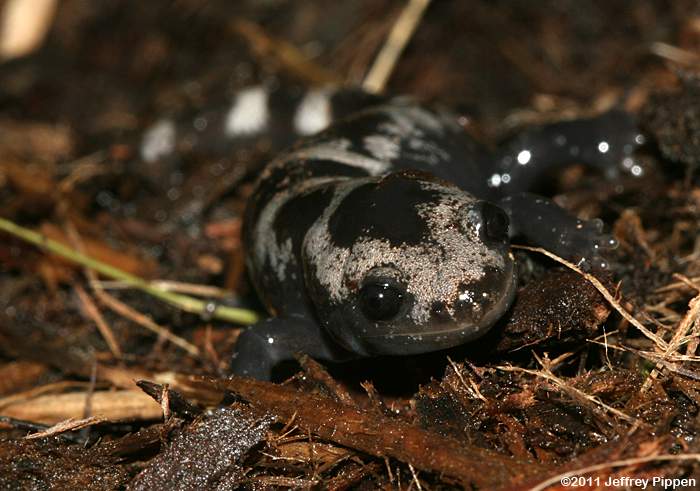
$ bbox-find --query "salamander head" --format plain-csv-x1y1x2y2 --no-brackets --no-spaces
303,170,516,356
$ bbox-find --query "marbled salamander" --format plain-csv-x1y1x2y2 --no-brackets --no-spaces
141,86,642,380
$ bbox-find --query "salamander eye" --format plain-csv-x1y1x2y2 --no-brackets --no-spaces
359,282,404,321
481,203,509,243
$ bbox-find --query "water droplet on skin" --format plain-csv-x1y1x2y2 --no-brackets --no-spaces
517,149,532,165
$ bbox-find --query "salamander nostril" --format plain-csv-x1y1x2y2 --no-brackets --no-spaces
430,300,452,322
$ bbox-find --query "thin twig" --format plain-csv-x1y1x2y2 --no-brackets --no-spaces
497,357,637,424
93,288,200,356
656,274,700,294
1,390,163,423
643,291,700,390
650,42,700,65
447,356,486,401
74,284,123,359
362,0,431,93
24,416,106,440
657,290,700,357
408,463,423,491
0,216,259,325
61,218,202,357
57,151,107,193
138,280,233,299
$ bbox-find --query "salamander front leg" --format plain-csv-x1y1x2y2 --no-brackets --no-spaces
230,315,347,380
499,192,617,270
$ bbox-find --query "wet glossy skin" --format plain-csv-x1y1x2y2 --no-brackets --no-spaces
141,86,641,379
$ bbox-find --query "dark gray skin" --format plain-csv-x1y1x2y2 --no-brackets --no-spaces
219,93,642,380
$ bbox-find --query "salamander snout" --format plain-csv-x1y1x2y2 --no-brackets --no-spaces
447,263,517,331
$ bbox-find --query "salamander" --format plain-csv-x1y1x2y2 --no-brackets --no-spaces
140,86,643,380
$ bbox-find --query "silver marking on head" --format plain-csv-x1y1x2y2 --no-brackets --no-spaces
305,179,506,324
141,119,176,163
294,88,332,135
225,86,269,136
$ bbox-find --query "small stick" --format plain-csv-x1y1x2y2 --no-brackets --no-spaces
62,219,201,357
1,390,162,423
362,0,432,93
496,361,636,424
75,284,123,359
643,291,700,391
24,416,106,440
650,42,700,65
92,286,201,357
447,356,486,402
0,216,259,325
138,280,233,298
408,463,423,491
